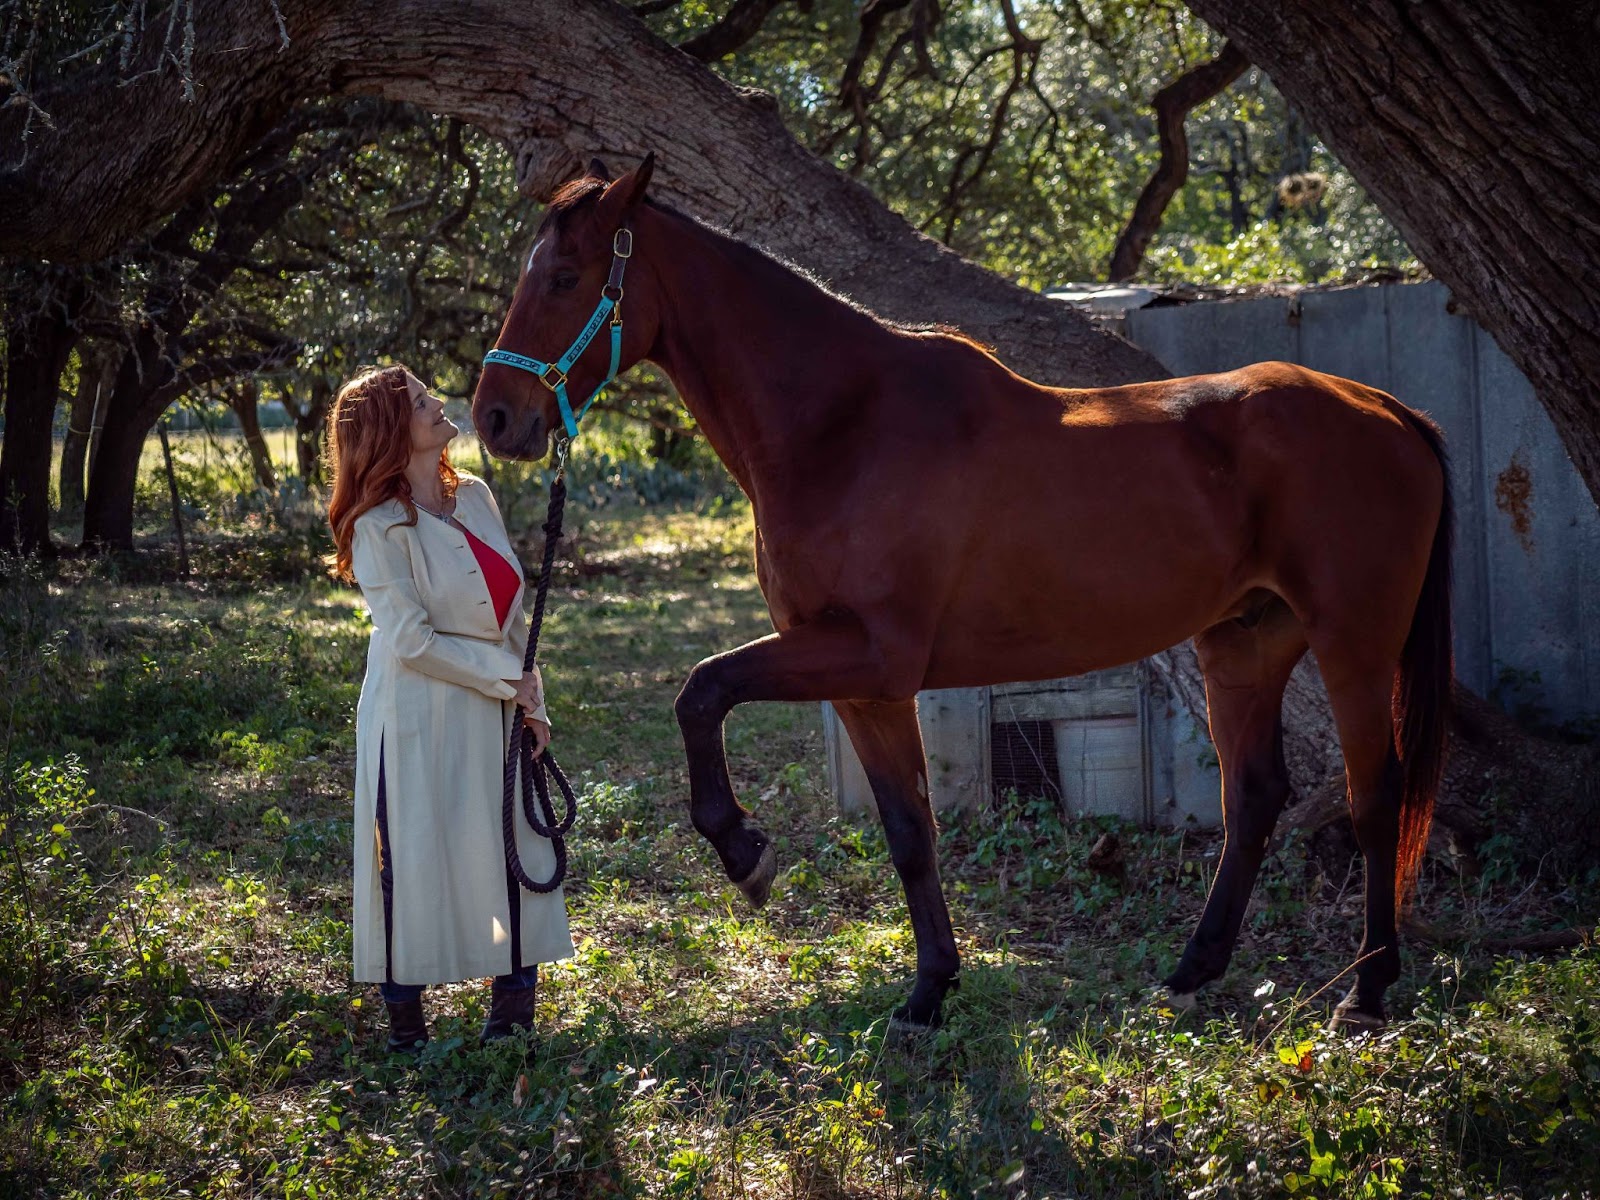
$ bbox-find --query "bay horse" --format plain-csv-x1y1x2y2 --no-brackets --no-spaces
473,155,1452,1032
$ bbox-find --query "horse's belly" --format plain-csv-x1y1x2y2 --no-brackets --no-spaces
921,524,1244,689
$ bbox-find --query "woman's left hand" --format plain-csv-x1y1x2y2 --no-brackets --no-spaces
523,715,551,758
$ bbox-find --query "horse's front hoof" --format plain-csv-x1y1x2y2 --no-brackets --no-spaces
889,1001,943,1034
887,973,956,1032
1328,999,1387,1034
734,840,776,909
1163,987,1197,1013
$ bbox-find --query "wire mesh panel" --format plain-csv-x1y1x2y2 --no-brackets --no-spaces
990,719,1061,803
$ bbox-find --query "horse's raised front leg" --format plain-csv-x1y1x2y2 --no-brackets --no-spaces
674,615,908,908
832,698,960,1028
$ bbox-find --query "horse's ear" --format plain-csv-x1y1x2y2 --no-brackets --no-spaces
596,152,655,229
588,157,612,182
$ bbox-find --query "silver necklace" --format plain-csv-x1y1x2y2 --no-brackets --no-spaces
413,496,454,522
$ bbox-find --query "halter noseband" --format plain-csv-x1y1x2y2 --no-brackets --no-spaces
483,223,634,442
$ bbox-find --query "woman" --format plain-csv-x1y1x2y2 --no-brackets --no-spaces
326,364,573,1053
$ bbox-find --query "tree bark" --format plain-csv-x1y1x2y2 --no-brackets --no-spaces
59,339,116,519
81,340,165,551
0,273,84,555
1185,0,1600,507
1108,42,1249,282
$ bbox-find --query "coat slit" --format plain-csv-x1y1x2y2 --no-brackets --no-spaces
375,732,396,985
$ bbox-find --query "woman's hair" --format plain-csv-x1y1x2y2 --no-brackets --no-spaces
325,364,460,582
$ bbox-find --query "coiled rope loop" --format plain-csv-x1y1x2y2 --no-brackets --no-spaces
501,474,577,894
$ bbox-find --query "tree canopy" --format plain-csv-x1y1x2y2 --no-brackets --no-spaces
2,0,1596,552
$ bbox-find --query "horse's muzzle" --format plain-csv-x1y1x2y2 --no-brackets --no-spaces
472,388,548,462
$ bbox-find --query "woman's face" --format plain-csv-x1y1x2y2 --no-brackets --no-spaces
405,372,458,453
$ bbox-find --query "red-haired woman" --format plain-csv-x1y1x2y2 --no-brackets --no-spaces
326,364,572,1054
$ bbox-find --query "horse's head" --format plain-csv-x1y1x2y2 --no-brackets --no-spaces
474,154,657,460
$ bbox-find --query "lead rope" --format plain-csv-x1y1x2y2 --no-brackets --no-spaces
501,460,578,894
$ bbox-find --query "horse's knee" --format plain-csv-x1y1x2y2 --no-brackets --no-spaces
674,667,725,733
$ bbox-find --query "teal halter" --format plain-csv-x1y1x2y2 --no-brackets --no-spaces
483,224,633,441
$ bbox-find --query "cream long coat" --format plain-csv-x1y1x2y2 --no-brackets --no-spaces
350,474,573,985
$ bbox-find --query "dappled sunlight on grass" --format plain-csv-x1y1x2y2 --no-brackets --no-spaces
5,505,1600,1196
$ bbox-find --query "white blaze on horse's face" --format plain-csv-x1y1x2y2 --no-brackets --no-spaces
524,234,548,277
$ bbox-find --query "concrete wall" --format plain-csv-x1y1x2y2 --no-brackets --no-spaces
1127,281,1600,728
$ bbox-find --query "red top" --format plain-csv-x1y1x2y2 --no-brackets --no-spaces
461,523,521,627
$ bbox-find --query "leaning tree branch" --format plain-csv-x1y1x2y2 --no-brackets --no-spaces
1106,40,1249,282
678,0,794,63
148,340,300,412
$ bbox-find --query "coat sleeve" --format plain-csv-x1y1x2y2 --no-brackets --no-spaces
352,515,523,701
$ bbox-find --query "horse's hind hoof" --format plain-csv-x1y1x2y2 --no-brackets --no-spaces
887,1012,937,1040
888,1004,943,1036
734,840,776,909
1328,1001,1386,1035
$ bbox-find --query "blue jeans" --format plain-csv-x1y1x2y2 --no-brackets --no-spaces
380,965,538,1005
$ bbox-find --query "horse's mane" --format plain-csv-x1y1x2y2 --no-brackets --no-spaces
540,177,608,229
540,178,1001,361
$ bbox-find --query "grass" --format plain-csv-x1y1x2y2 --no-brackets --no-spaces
3,461,1599,1197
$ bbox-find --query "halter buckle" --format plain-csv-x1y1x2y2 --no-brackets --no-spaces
538,364,568,392
612,228,633,258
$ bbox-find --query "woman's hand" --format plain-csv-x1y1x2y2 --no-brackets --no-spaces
523,716,551,758
511,668,549,756
510,667,543,713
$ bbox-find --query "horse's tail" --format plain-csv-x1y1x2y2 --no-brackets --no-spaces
1393,407,1453,904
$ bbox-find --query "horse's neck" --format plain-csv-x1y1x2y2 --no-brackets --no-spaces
640,207,889,495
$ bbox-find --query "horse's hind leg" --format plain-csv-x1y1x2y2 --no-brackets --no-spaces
1165,599,1307,1004
1318,665,1405,1030
833,698,960,1028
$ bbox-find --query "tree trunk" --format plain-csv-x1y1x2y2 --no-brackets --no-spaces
227,379,278,493
81,345,172,551
288,378,334,486
1186,0,1600,507
80,401,154,553
59,340,116,519
0,275,83,555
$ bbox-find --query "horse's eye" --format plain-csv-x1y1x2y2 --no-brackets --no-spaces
550,271,579,294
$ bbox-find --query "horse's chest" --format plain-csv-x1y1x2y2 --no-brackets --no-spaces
752,521,844,630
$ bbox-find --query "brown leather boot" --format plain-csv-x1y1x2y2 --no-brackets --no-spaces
385,998,429,1054
480,977,537,1043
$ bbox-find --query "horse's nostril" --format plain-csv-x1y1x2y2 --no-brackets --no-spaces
488,405,508,439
